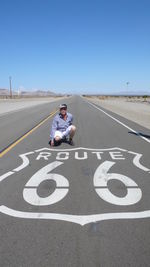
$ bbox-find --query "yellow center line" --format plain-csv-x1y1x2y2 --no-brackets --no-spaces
0,109,58,158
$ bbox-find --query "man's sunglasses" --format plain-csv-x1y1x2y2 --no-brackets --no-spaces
60,107,67,110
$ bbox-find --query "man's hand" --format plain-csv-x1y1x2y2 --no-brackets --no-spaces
50,140,54,146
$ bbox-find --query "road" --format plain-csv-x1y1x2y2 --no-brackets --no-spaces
0,95,150,267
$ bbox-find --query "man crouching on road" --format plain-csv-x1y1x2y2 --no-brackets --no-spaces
49,104,76,146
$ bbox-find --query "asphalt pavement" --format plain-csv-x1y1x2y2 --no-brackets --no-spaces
0,95,150,267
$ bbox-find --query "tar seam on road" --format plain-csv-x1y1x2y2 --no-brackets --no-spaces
0,109,58,158
86,100,150,144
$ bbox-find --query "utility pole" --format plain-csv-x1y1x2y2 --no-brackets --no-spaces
9,76,12,98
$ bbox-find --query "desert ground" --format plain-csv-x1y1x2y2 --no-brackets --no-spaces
0,96,66,115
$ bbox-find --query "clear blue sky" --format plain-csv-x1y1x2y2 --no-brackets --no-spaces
0,0,150,94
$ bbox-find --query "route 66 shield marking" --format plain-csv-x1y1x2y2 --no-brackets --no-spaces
0,147,150,226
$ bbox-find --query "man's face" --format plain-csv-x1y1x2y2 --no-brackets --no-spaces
60,107,67,116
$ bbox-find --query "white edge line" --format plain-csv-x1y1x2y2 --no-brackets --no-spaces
86,100,150,144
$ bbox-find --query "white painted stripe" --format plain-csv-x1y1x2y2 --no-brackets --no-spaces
86,100,150,144
1,205,150,226
13,152,34,172
128,151,150,172
35,147,127,152
0,172,14,182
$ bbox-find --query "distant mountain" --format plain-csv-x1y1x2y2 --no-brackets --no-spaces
0,88,9,95
113,90,150,96
20,90,56,96
0,88,58,96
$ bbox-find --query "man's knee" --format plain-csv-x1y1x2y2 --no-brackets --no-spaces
71,125,76,132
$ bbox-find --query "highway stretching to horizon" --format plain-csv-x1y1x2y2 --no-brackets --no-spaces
0,95,150,266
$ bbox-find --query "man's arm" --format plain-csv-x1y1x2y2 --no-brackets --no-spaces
50,116,58,141
69,113,73,125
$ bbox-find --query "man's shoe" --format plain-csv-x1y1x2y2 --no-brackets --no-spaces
48,140,51,146
62,136,67,142
68,138,74,146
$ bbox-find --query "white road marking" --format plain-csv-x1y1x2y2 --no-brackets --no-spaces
0,171,14,182
109,151,125,160
35,147,127,152
94,161,142,206
23,161,69,206
23,188,69,206
35,147,149,171
0,147,149,224
86,100,150,144
1,205,150,226
128,151,150,172
75,151,88,160
13,152,34,172
56,152,69,160
36,152,51,161
91,152,104,159
0,147,149,185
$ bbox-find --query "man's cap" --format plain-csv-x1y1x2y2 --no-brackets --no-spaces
59,104,67,109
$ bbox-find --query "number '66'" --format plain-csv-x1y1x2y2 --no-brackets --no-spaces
23,161,142,206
